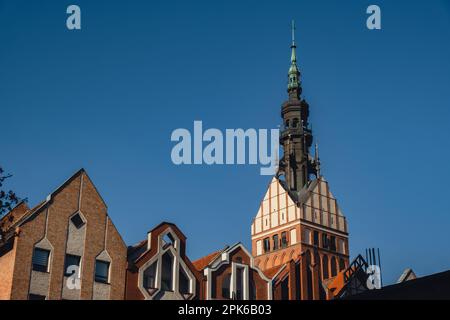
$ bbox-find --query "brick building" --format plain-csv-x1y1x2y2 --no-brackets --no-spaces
125,222,203,300
0,169,127,300
193,243,273,300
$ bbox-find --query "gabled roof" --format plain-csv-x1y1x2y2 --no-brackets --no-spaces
0,168,114,246
262,264,285,279
192,250,224,271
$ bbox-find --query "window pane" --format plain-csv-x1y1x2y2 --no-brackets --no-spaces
222,273,231,299
143,262,157,289
32,248,50,272
263,238,270,252
179,267,190,294
235,268,244,300
95,260,110,283
313,231,319,246
281,232,288,248
161,252,173,290
273,235,279,250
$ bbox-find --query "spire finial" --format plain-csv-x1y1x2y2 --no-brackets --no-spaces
315,143,321,178
291,20,296,46
287,20,300,95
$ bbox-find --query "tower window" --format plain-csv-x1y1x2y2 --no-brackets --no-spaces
263,238,270,253
281,232,288,248
273,234,279,250
330,236,336,251
303,228,311,245
292,118,299,128
32,248,50,273
322,255,329,279
331,257,337,277
313,231,319,247
322,234,329,249
339,258,346,271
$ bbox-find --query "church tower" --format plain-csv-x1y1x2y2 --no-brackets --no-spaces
251,21,350,299
277,20,318,194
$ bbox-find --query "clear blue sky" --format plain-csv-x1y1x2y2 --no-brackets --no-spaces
1,0,450,285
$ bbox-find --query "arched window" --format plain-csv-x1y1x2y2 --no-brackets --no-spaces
339,258,346,271
322,255,329,279
222,273,231,299
330,257,337,277
161,251,173,291
285,119,290,128
292,118,299,128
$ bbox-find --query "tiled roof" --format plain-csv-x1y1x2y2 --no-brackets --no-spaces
192,250,222,271
262,264,285,279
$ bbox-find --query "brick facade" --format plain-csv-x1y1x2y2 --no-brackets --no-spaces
0,169,127,300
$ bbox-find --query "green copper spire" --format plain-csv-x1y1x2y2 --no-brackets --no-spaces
288,20,301,97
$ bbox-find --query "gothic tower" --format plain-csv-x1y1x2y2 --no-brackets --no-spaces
277,21,319,194
251,21,350,300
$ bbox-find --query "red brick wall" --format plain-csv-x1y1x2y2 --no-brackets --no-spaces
5,170,127,300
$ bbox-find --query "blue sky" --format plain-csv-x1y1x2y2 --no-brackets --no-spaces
1,0,450,285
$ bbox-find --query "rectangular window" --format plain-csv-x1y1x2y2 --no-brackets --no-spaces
256,240,262,256
235,267,244,300
322,234,329,249
281,232,288,248
338,239,346,254
32,248,50,273
303,228,311,245
95,260,110,283
273,234,279,250
313,231,319,247
64,254,81,277
263,238,270,253
290,229,297,244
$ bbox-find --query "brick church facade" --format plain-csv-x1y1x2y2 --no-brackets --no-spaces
0,23,360,300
